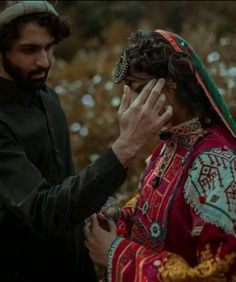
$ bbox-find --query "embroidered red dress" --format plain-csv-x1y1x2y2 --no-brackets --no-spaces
106,118,236,281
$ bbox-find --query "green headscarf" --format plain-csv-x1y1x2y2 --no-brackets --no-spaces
156,29,236,138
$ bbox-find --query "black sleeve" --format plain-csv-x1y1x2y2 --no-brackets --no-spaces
0,123,127,236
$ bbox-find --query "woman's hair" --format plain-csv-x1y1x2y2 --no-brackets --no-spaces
121,30,219,122
0,12,71,52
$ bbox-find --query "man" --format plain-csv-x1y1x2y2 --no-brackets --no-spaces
84,30,236,281
0,2,172,282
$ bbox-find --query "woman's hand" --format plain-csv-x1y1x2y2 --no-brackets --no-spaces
84,213,117,266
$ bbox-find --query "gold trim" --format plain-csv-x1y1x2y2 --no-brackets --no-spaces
159,244,236,281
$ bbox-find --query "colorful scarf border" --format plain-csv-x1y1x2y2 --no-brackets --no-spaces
156,29,236,138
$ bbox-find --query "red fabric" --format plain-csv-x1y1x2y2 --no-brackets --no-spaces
108,125,236,281
116,207,134,238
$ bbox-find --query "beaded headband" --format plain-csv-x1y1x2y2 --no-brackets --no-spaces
113,51,129,83
0,1,58,27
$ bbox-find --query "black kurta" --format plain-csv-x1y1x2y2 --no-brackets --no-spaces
0,77,127,281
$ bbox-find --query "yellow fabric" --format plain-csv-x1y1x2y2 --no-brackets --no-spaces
159,245,236,282
123,195,138,208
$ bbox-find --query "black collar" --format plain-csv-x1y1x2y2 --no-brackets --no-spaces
0,77,46,106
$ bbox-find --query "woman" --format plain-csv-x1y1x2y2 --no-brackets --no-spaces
84,29,236,282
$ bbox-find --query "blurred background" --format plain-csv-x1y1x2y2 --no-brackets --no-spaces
47,1,236,206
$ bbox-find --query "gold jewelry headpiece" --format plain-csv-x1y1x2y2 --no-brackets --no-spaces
113,51,129,83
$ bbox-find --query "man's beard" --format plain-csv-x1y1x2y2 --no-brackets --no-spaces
2,53,50,91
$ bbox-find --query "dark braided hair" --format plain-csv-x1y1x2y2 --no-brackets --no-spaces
122,30,219,123
0,12,71,52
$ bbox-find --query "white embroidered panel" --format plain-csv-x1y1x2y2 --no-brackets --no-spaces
184,147,236,237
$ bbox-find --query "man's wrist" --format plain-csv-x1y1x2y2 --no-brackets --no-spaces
111,138,141,168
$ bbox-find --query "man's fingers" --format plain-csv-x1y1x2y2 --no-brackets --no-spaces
145,79,166,109
118,85,131,113
158,105,173,125
134,79,157,105
151,93,166,113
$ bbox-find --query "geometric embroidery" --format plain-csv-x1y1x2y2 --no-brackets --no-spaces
184,147,236,237
225,182,236,212
154,117,206,188
199,165,221,193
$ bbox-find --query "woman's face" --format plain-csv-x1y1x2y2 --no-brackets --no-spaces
124,74,188,128
124,75,175,130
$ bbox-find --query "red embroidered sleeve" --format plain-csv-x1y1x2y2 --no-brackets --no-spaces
107,224,236,281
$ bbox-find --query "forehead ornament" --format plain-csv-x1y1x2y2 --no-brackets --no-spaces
113,51,129,83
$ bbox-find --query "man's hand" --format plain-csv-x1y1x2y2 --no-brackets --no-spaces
112,78,173,167
84,213,117,266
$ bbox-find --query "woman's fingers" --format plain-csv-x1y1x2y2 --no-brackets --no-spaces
107,219,117,232
83,220,91,237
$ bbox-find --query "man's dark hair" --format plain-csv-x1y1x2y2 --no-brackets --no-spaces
123,30,219,123
0,12,71,52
